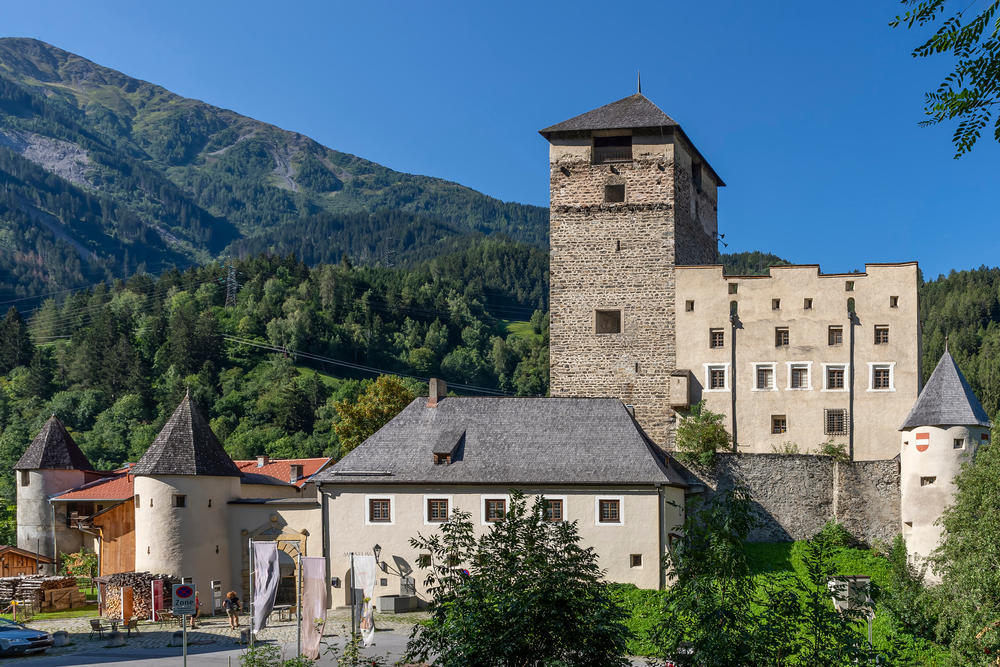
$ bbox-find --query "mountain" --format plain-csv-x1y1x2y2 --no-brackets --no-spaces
0,38,547,299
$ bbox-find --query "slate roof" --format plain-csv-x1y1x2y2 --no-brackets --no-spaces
900,349,991,429
14,416,93,471
131,393,241,477
313,397,686,487
539,93,678,135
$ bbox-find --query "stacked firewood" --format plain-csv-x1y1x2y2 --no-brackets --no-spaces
104,572,179,619
0,576,76,606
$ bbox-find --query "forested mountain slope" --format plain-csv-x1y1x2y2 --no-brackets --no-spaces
0,38,547,298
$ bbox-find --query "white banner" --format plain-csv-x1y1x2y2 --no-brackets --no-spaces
300,557,327,659
354,555,377,646
252,541,280,634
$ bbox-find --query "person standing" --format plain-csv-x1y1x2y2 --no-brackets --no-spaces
223,591,241,630
190,591,200,629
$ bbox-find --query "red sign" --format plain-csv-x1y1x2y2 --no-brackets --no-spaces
916,432,929,452
151,580,164,621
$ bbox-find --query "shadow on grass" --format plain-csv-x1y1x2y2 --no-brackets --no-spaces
744,541,795,574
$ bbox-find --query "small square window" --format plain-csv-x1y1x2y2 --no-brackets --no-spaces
874,326,889,345
824,408,848,435
417,553,431,568
775,327,789,347
954,438,965,449
828,326,843,346
709,366,727,389
427,498,449,523
19,470,28,487
369,498,391,523
544,499,564,522
755,365,774,390
172,495,186,508
485,499,506,522
804,298,813,310
710,328,724,348
872,365,891,390
604,184,625,203
826,366,845,390
630,554,643,568
134,494,140,509
772,298,781,310
772,415,787,434
599,499,621,523
845,281,855,292
920,476,936,486
685,300,695,312
890,296,899,308
728,283,738,295
595,309,622,334
790,365,809,389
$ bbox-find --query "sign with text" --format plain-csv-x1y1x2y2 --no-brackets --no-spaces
172,583,196,615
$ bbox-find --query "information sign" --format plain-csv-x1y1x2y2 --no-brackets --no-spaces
172,583,196,615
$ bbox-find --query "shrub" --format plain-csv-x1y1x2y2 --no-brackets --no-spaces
675,400,730,467
818,440,849,462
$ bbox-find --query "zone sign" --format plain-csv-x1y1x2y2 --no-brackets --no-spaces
172,583,196,615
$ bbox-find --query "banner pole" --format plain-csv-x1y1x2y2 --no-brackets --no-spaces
350,552,356,638
296,544,302,658
248,538,254,648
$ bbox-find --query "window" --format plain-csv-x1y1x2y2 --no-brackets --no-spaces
890,296,899,308
920,476,936,486
630,554,643,568
772,415,787,434
874,326,889,345
433,453,451,465
824,408,848,435
954,438,965,449
544,498,564,522
755,364,775,390
705,364,729,391
593,135,632,163
604,183,625,203
427,498,449,523
709,328,724,348
368,498,391,523
598,498,622,524
685,300,695,312
692,160,703,191
134,494,140,509
172,495,186,508
845,280,855,292
804,298,813,310
728,283,738,295
19,470,28,487
826,365,846,390
775,327,789,347
789,364,810,389
595,309,622,334
828,326,843,346
772,298,781,310
417,553,431,568
871,364,892,390
484,498,506,523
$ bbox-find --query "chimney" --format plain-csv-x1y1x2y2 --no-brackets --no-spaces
427,378,447,408
290,464,303,483
256,455,269,468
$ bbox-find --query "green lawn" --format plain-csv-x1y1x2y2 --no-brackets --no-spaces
502,319,540,342
1,604,99,622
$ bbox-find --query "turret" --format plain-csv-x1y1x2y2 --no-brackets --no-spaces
132,392,241,593
14,416,93,571
899,348,990,574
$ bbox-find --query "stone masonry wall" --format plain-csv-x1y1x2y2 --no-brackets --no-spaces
693,453,900,545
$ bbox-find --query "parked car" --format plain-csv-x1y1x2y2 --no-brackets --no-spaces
0,618,53,656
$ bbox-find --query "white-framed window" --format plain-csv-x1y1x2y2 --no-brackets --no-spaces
595,496,625,526
540,495,568,522
753,363,777,391
786,362,812,390
822,363,850,392
423,495,454,525
365,495,395,526
703,363,730,392
481,495,510,525
867,362,895,392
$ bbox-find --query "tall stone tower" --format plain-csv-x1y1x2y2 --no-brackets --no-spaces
14,416,94,569
540,93,724,445
132,392,242,594
899,348,991,574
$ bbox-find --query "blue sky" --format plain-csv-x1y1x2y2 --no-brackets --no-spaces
2,1,997,278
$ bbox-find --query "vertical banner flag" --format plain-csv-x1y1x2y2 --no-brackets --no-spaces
354,555,378,646
252,541,280,634
300,557,327,659
151,579,164,621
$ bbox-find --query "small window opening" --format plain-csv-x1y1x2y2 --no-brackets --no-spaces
790,365,809,389
729,300,738,317
604,184,625,203
433,453,451,465
685,300,695,312
709,328,724,348
845,280,855,292
595,309,622,334
872,365,891,389
692,161,703,192
427,498,449,523
598,499,621,523
954,438,965,449
756,365,775,390
615,239,620,252
824,408,848,435
775,327,789,347
772,298,781,310
728,283,738,295
485,499,506,522
544,499,564,522
19,470,28,487
874,326,889,345
134,494,140,509
771,415,787,434
369,498,391,523
208,499,212,508
709,366,727,390
630,554,643,568
593,135,632,164
890,296,899,308
828,326,844,346
920,476,936,486
904,521,913,528
172,495,186,508
803,298,813,310
417,553,431,568
826,366,846,390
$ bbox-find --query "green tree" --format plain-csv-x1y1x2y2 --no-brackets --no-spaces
333,376,415,454
891,1,1000,155
675,400,731,466
0,306,33,374
405,492,630,667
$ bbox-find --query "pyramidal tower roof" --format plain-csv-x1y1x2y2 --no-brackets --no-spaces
14,416,93,471
539,93,679,135
900,349,991,430
132,392,240,477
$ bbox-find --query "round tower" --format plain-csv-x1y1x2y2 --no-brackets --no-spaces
899,348,990,574
14,416,94,571
132,392,242,595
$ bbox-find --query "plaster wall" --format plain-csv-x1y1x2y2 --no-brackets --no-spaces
16,469,87,565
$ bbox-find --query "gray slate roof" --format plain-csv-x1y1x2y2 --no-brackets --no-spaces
14,416,93,471
313,397,686,487
539,93,678,135
900,349,991,429
132,393,241,477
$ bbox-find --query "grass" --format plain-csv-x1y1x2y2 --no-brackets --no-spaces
0,604,99,622
501,320,540,341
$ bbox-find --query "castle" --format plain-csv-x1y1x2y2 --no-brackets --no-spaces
13,92,989,605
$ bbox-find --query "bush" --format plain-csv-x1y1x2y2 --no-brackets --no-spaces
675,401,730,467
813,520,856,549
818,440,849,462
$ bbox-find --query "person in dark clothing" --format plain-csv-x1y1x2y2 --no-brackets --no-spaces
223,591,241,629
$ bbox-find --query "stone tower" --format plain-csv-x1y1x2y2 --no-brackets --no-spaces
14,416,93,569
539,93,724,445
132,392,242,595
899,348,990,573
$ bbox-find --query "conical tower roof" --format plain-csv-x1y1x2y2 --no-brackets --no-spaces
14,415,93,471
900,349,990,429
132,392,240,477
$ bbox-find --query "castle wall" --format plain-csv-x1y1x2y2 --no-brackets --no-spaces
694,453,900,545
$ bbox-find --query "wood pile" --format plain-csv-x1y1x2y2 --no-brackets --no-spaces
0,576,77,609
103,572,179,620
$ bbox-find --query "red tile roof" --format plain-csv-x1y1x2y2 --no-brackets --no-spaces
234,458,331,488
